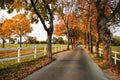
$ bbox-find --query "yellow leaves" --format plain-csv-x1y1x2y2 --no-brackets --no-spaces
55,13,81,43
12,14,32,35
0,14,32,39
0,19,15,37
54,23,66,36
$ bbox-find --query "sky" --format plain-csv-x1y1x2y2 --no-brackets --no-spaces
0,9,120,42
29,22,47,41
113,27,120,36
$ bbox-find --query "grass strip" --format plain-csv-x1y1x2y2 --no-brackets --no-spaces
0,56,54,80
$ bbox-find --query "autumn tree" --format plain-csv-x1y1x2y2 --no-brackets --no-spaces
0,22,5,48
76,0,91,51
93,0,120,65
55,13,81,48
57,0,80,50
27,36,37,44
77,0,120,64
0,18,17,48
84,2,98,53
12,14,32,47
54,20,66,36
0,0,57,59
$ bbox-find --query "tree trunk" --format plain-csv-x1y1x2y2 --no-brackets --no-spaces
98,17,113,65
70,38,73,49
89,18,93,53
87,33,90,50
26,42,27,47
94,0,120,65
47,32,52,59
66,25,70,50
30,0,54,60
73,38,75,48
88,31,91,52
19,35,22,47
2,38,5,48
67,34,70,50
90,34,93,53
102,28,113,65
95,39,100,56
84,33,87,48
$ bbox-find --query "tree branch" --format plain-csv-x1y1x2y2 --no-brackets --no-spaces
103,0,109,11
30,0,48,31
35,0,38,6
109,0,120,20
95,0,101,9
42,0,53,24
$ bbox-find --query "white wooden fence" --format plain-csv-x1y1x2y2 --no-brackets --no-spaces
0,45,66,63
99,48,120,65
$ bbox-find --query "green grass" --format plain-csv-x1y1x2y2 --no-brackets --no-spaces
0,44,66,69
0,44,67,80
0,44,66,63
0,53,45,69
0,43,66,48
0,44,67,58
112,46,120,52
0,44,47,48
0,56,52,80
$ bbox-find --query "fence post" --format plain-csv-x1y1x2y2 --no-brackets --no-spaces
99,49,102,57
34,46,37,58
61,45,62,51
18,47,20,63
55,45,56,52
58,46,59,51
99,50,102,57
44,46,47,56
114,52,117,65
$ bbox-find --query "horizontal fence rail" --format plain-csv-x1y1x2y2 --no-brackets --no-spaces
0,45,67,63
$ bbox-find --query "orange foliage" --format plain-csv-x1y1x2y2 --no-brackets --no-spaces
12,14,32,36
0,14,32,39
54,23,66,36
1,19,15,38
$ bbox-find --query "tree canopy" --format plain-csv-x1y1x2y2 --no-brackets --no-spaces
0,0,120,64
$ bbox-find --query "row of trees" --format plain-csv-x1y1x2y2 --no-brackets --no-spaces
52,37,65,44
54,0,120,65
0,14,32,48
0,0,120,65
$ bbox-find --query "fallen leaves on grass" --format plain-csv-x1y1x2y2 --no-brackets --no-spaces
0,57,54,80
95,59,120,80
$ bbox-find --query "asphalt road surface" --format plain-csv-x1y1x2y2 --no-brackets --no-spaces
23,47,109,80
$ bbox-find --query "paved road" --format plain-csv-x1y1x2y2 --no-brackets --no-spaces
23,47,109,80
